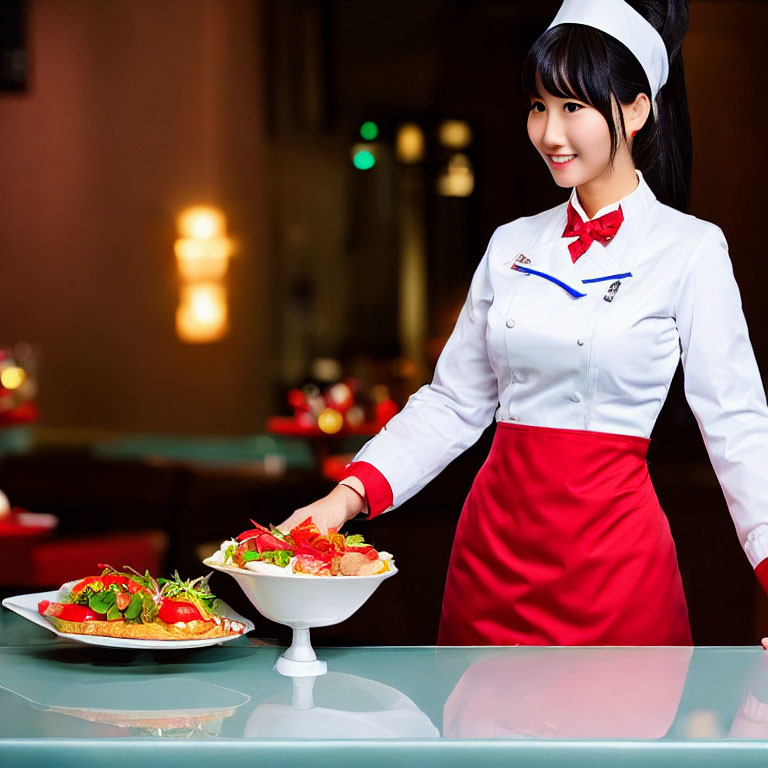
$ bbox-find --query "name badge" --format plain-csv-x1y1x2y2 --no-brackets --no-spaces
603,280,621,302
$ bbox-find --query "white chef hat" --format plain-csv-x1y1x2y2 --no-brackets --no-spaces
547,0,669,117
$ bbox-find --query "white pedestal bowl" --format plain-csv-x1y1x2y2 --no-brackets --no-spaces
204,560,397,677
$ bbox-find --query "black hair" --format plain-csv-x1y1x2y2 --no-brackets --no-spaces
522,0,691,213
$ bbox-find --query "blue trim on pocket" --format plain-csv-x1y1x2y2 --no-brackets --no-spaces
512,265,586,298
581,272,633,284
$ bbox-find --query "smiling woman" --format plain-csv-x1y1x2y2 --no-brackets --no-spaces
526,87,649,217
277,0,768,651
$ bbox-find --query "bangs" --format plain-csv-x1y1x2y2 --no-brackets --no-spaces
522,24,625,160
522,25,612,107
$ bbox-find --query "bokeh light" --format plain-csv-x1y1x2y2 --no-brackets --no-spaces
352,149,376,170
360,121,379,140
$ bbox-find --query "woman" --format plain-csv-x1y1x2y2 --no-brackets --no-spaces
280,0,768,646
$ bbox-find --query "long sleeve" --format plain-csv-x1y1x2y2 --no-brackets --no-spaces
345,233,501,514
675,224,768,585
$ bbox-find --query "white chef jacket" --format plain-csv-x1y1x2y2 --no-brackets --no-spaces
351,171,768,570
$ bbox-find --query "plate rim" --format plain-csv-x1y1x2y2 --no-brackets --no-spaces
2,589,255,650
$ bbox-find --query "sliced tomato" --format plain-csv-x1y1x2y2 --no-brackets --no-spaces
109,577,148,593
71,574,147,595
289,518,322,547
102,575,127,588
39,601,103,622
70,576,104,595
158,599,206,624
255,532,292,553
311,537,332,554
236,519,272,542
236,528,265,542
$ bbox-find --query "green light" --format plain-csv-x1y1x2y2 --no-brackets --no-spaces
360,121,379,140
353,150,376,170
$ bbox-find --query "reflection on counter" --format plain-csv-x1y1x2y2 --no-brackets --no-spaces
443,647,768,741
2,616,768,746
444,647,692,739
245,672,439,739
726,654,768,740
29,682,246,739
0,640,437,740
0,661,250,739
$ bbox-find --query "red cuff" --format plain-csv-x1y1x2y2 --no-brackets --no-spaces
756,558,768,595
339,461,393,518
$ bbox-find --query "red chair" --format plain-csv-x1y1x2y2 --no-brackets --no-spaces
0,530,168,588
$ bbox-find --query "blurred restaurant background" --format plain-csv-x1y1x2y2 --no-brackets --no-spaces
0,0,766,646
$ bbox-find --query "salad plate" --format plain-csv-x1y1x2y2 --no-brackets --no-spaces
204,518,397,676
2,591,254,650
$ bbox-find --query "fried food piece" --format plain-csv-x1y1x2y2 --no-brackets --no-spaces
338,552,385,577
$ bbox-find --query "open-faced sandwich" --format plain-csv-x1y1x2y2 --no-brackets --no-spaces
38,565,247,640
205,517,393,577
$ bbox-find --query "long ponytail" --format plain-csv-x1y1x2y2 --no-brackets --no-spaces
627,0,692,212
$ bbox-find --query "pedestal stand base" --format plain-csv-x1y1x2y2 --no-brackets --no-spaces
274,627,327,677
274,655,327,677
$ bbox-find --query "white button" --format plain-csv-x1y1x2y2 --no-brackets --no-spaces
577,338,585,346
506,318,515,329
571,392,583,403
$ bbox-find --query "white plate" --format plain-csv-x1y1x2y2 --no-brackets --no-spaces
1,590,255,650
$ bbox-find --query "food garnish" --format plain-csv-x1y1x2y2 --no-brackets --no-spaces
38,564,246,640
208,518,393,577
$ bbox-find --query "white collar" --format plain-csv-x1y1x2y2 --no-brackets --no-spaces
569,170,655,222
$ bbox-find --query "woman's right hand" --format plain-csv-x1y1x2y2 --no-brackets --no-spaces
277,483,366,536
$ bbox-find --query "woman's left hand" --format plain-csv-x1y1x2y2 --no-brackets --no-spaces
762,637,768,650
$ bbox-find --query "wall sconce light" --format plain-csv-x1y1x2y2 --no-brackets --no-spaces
437,153,475,197
174,206,231,343
396,123,425,164
438,119,472,149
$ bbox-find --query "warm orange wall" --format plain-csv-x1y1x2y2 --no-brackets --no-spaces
0,0,270,434
1,0,764,436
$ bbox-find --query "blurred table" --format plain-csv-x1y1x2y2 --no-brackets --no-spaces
266,415,376,467
0,426,317,471
1,426,767,647
1,608,768,766
0,428,336,599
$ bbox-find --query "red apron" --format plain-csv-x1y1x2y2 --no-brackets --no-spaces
438,422,692,646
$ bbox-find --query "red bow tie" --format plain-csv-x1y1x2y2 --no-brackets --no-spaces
562,202,624,262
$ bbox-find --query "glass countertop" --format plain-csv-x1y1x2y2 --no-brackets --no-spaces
1,608,767,766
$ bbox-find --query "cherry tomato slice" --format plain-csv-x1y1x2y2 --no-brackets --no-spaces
158,599,205,624
236,519,272,541
39,601,103,621
255,533,292,553
70,576,103,595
